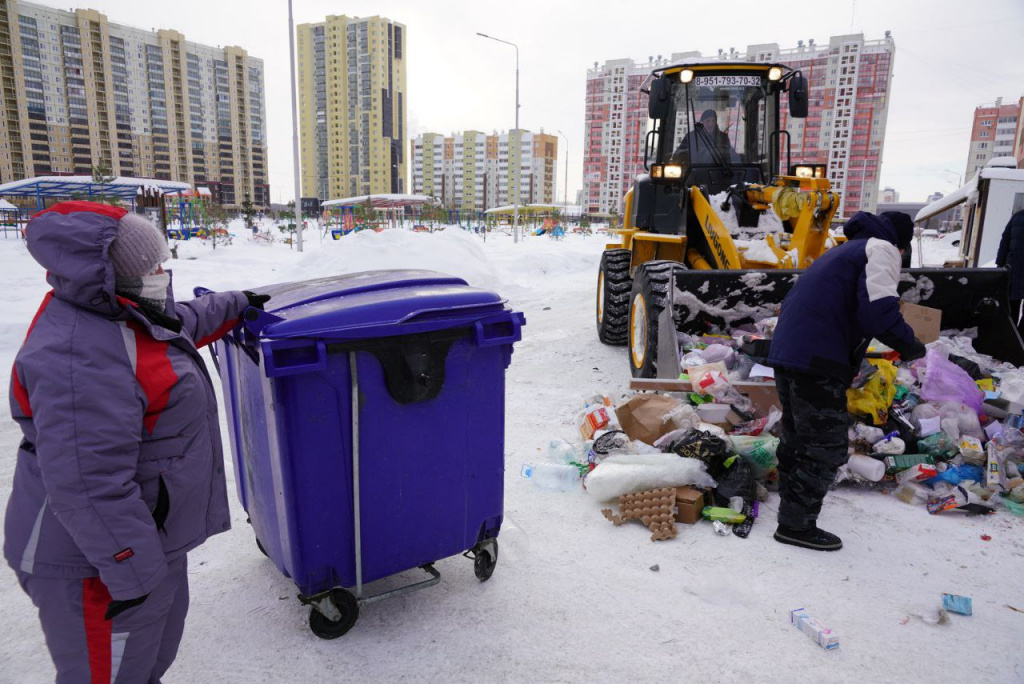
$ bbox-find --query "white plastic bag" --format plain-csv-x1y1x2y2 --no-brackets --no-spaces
583,453,716,502
729,435,780,476
938,401,984,441
872,436,906,455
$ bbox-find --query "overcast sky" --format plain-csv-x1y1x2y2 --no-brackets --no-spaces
58,0,1024,203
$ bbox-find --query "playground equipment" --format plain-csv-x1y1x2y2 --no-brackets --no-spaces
0,198,23,238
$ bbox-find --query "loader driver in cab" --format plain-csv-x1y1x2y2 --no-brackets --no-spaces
671,109,738,166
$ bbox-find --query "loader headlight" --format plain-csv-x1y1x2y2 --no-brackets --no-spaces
679,69,694,84
791,163,828,179
651,164,683,182
768,66,783,81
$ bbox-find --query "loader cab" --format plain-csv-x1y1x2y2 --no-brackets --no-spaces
633,62,806,235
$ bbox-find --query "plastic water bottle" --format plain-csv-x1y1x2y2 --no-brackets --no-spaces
548,439,583,464
520,463,581,491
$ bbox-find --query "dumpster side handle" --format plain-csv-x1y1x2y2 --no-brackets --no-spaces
263,340,329,377
472,312,525,348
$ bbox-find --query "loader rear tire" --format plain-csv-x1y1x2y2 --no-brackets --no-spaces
628,261,676,378
596,249,632,345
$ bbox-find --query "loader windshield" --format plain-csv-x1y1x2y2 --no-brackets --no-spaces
667,75,773,178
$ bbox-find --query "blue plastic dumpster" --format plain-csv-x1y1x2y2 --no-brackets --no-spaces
207,270,525,639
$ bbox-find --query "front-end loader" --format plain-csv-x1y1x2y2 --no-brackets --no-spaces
596,61,1024,377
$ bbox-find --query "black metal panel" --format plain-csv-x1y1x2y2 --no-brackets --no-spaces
670,267,1024,365
632,176,683,234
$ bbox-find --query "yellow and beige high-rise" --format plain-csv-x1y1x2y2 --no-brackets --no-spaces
297,15,407,200
0,0,269,207
412,129,558,214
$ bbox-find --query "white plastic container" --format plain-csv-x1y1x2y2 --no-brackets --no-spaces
696,403,732,424
846,454,885,482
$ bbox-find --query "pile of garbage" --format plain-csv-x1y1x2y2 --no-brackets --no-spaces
524,322,1024,542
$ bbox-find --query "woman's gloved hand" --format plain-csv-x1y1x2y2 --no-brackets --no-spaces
243,291,271,310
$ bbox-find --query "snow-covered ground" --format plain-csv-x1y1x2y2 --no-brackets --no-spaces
1,224,1022,682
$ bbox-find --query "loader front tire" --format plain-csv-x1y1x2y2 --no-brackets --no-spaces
628,261,675,378
596,249,632,345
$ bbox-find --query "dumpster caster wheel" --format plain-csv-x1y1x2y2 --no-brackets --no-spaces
473,540,498,582
308,589,359,640
255,537,268,558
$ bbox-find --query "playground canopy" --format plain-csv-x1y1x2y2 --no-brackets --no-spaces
485,203,581,217
321,193,436,209
0,199,16,213
0,175,191,209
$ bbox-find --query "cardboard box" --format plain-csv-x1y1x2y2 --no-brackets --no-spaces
674,487,705,524
790,608,840,651
614,394,681,446
580,406,611,440
895,463,938,484
900,302,942,344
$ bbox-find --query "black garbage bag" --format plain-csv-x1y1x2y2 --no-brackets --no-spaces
667,429,731,480
948,354,987,382
712,458,757,539
885,409,919,454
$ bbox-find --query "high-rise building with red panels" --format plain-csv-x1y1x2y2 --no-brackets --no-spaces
964,98,1020,182
583,56,678,215
583,34,894,217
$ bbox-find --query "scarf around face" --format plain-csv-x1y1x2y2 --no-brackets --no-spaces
115,271,169,313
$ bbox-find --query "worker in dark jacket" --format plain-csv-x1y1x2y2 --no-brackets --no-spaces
995,209,1024,331
5,202,267,681
767,212,926,551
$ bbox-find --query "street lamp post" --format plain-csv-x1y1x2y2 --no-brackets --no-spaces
557,129,568,222
287,0,303,252
477,32,520,243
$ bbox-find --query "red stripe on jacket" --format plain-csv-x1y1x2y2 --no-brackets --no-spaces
128,321,179,435
195,318,239,348
82,577,113,682
31,201,128,221
10,291,55,417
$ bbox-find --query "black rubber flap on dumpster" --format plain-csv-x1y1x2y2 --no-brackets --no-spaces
328,327,469,404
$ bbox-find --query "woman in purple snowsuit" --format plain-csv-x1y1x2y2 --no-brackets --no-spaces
5,201,265,682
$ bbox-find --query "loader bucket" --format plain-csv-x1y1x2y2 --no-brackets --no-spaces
669,267,1024,366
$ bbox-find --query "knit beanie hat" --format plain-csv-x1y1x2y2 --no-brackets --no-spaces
109,213,170,278
879,211,915,252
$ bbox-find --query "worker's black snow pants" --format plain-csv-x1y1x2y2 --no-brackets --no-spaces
774,368,850,530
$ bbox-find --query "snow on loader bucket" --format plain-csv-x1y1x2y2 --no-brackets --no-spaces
627,264,1024,379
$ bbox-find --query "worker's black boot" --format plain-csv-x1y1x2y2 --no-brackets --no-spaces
774,524,843,551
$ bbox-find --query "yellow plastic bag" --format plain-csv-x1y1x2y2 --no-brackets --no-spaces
847,359,898,426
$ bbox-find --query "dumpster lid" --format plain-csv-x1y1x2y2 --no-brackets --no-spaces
249,270,508,340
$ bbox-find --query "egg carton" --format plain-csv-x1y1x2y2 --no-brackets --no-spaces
601,487,678,541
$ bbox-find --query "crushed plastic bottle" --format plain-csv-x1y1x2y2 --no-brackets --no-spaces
712,520,732,536
520,463,581,491
699,371,754,414
895,482,930,505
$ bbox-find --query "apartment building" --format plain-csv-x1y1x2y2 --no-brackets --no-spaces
0,0,269,207
297,15,406,200
964,97,1020,181
411,129,557,213
583,33,895,217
